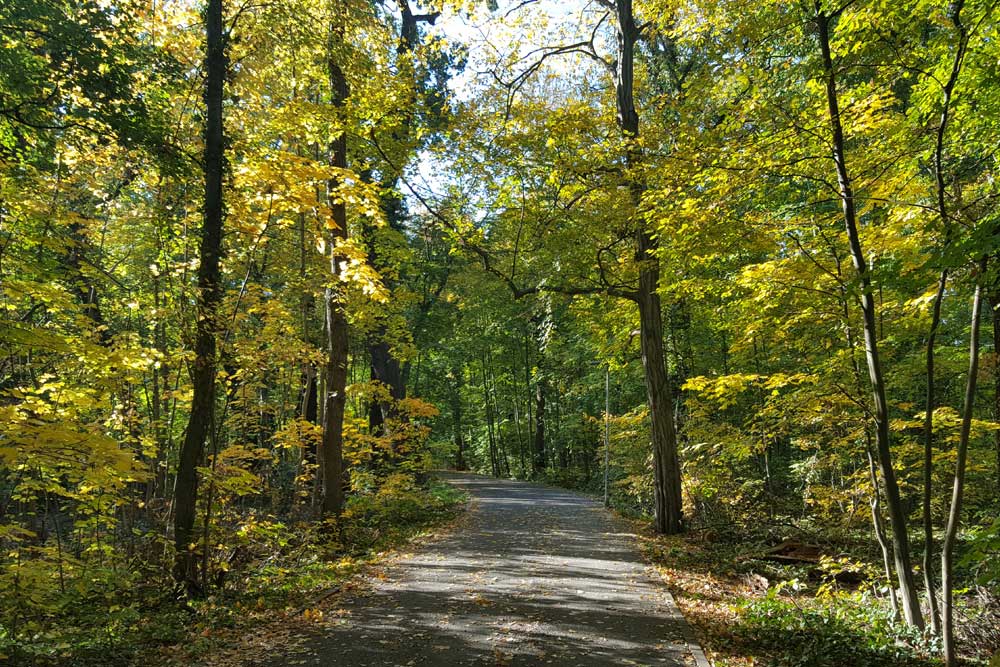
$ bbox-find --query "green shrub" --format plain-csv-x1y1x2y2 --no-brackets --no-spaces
736,589,936,667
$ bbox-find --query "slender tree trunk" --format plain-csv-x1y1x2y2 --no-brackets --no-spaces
524,333,534,456
481,358,500,476
64,220,110,343
488,354,511,477
320,44,349,517
815,9,923,628
941,263,986,666
297,213,320,474
173,0,226,591
604,365,611,507
533,376,546,475
450,370,465,469
841,266,902,623
923,270,947,634
868,445,901,621
924,2,968,632
511,374,527,475
298,210,319,429
991,290,1000,492
149,274,168,502
613,0,683,534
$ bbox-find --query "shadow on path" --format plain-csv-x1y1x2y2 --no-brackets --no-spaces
259,473,705,666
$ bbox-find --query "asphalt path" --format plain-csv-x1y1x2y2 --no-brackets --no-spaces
264,472,707,667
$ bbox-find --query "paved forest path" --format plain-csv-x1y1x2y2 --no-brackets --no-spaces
263,472,707,667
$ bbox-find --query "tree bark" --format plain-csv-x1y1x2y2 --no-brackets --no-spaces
488,351,511,477
941,263,985,666
320,45,349,518
368,330,404,435
173,0,226,592
814,9,923,628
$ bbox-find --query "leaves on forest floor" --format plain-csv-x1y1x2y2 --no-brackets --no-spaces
152,491,470,667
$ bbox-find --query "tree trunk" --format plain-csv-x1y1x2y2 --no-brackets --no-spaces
173,0,226,592
368,337,404,434
149,274,169,502
815,10,923,629
924,2,968,632
64,220,109,343
922,269,947,633
992,289,1000,492
868,445,901,621
511,368,527,475
941,263,986,666
365,2,438,429
320,47,349,518
533,376,546,475
481,358,500,476
450,370,465,469
638,283,684,534
612,0,683,534
488,353,512,477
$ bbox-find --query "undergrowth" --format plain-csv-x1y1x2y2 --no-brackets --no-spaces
1,478,467,667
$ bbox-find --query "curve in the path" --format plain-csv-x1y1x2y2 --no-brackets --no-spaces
263,472,707,667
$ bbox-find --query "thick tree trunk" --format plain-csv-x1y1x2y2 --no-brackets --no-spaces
365,2,438,429
320,50,349,518
614,0,683,534
368,337,404,434
637,280,683,534
941,265,985,666
815,10,923,628
173,0,225,592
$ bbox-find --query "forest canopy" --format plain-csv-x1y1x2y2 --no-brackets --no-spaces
0,0,998,664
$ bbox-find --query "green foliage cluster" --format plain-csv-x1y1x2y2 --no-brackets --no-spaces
738,591,932,667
